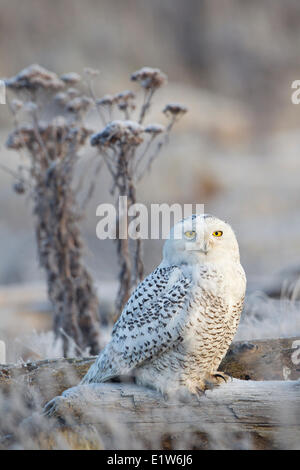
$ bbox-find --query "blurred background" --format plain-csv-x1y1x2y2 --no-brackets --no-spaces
1,0,300,360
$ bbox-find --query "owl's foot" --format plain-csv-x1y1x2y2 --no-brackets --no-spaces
162,375,229,403
182,381,207,402
204,371,232,390
164,381,206,403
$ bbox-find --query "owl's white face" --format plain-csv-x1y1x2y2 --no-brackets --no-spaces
163,214,240,266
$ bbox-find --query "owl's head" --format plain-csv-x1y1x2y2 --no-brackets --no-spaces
163,214,240,266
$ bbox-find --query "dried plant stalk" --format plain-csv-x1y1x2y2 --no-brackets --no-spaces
4,65,102,356
90,67,187,316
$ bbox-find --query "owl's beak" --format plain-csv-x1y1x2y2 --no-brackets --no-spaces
185,236,209,253
198,241,208,254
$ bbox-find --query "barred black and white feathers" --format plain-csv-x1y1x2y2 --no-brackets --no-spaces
82,265,191,383
82,214,246,396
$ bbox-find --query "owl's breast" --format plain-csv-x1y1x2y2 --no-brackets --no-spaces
182,263,245,345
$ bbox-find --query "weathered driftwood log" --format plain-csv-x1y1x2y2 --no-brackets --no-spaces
21,379,300,450
1,337,300,450
0,336,299,403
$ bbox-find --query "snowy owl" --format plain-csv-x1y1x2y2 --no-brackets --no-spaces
82,214,246,397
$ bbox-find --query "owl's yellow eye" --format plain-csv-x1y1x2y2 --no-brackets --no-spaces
184,230,196,239
212,231,223,237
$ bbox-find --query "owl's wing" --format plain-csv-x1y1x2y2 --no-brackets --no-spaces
81,265,191,383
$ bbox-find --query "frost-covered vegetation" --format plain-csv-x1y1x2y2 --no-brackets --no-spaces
3,64,186,356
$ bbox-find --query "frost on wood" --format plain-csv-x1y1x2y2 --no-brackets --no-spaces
0,337,299,449
5,379,300,450
40,379,300,450
0,336,299,401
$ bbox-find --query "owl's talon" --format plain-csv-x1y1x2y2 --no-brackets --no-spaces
214,372,231,383
203,372,231,390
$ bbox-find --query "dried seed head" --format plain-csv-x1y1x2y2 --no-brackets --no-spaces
96,94,114,106
5,64,65,91
114,90,136,111
163,103,188,117
54,92,69,106
118,102,136,112
123,120,144,135
13,180,26,195
60,72,81,85
131,67,167,90
144,123,165,135
66,96,93,113
91,120,144,148
6,124,34,150
6,122,92,151
90,121,123,147
114,90,135,102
